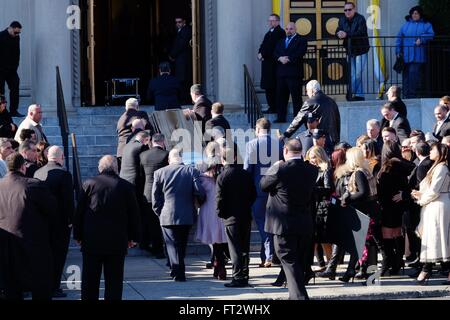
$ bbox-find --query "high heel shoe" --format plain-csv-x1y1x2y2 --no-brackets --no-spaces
304,272,316,285
317,269,336,280
415,272,431,286
271,280,287,287
339,271,356,283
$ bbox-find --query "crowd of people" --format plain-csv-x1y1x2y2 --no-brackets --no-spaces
1,79,450,301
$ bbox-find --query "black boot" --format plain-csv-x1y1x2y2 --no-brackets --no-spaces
391,237,405,275
272,268,287,287
380,239,395,277
317,245,343,280
355,261,369,279
339,254,358,283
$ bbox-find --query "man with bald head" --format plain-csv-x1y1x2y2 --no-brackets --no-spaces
34,146,74,298
273,22,308,123
15,104,47,143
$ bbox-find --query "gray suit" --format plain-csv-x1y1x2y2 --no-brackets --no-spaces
152,163,206,280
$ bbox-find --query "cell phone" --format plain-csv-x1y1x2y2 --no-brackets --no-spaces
331,198,337,205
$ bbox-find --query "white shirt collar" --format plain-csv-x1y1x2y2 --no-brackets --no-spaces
287,156,303,161
194,95,204,103
28,117,39,127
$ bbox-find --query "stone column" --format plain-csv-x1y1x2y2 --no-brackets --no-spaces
33,0,74,112
216,0,254,105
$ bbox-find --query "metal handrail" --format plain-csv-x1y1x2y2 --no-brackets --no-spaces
244,64,263,128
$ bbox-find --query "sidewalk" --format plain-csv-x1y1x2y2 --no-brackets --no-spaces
60,249,450,300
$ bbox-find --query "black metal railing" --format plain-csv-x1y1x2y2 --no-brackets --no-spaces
301,36,450,99
247,36,450,102
244,64,264,128
56,66,70,170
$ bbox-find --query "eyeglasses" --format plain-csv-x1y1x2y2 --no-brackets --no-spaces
344,8,353,12
14,31,21,35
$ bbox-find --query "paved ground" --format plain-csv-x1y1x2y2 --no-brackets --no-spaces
59,249,450,301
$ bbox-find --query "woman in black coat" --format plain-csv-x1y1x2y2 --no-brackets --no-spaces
377,141,415,276
0,95,17,139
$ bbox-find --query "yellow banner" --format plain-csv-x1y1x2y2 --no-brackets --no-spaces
273,0,281,15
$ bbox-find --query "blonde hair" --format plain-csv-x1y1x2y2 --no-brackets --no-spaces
335,147,369,179
305,146,330,171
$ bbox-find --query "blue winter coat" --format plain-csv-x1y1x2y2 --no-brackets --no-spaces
396,18,435,64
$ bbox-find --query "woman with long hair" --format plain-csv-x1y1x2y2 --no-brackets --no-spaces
317,148,347,280
411,143,450,285
356,140,382,278
377,141,415,276
36,141,50,168
306,146,334,270
334,148,379,282
196,142,228,280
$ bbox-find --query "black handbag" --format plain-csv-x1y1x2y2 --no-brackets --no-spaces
393,54,405,74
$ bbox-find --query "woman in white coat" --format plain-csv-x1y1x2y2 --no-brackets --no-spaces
412,143,450,285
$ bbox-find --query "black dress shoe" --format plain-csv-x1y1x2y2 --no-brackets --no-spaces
441,280,450,285
351,96,365,101
224,280,249,288
174,277,186,282
10,111,25,118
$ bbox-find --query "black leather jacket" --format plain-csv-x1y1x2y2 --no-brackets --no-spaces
336,13,370,57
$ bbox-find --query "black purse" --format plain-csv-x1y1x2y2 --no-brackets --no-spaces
393,53,405,74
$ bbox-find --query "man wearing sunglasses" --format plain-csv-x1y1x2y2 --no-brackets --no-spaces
0,21,24,118
336,2,370,102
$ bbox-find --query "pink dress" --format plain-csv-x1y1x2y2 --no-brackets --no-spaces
195,175,228,245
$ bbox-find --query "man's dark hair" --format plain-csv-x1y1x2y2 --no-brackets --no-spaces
6,152,25,172
212,102,225,115
0,94,6,104
10,21,22,29
382,127,397,135
382,102,395,111
410,129,425,142
152,133,165,143
416,142,431,157
20,129,36,142
270,14,281,21
285,139,303,153
344,2,356,8
159,62,171,74
255,118,271,131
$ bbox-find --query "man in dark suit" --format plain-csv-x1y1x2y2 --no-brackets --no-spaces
73,155,141,301
116,98,152,162
146,62,181,111
217,148,257,288
366,119,383,155
380,102,411,143
405,142,433,267
139,134,169,257
169,17,192,104
152,149,206,281
274,22,308,123
120,131,150,187
260,139,318,300
0,153,56,300
259,14,286,114
283,80,341,145
244,118,283,268
185,84,213,134
205,102,231,142
433,105,450,141
0,22,24,118
18,140,38,177
387,86,408,117
33,146,74,299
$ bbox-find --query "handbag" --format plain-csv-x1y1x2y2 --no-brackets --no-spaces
393,53,405,74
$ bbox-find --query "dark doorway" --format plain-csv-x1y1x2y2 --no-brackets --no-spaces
80,0,194,106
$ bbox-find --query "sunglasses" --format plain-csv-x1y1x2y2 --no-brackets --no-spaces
344,8,353,12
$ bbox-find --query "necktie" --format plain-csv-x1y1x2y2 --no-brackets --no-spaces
285,36,292,48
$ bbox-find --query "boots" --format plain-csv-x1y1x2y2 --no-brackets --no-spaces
213,260,227,280
391,237,405,275
380,239,395,277
339,254,358,283
355,261,369,280
272,269,287,287
317,245,343,280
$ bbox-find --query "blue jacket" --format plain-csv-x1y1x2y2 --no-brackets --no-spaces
396,18,434,64
244,134,284,198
